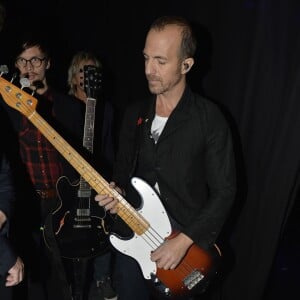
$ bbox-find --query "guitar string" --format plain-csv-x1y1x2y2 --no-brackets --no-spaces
93,185,205,281
71,158,199,280
108,191,197,278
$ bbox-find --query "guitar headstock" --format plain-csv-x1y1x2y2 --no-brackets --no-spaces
0,75,38,117
83,65,102,99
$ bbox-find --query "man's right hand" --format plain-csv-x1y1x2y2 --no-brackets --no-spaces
6,256,24,286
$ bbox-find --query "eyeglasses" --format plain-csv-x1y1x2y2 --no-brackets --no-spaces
16,57,47,68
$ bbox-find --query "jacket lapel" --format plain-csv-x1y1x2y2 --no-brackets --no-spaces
156,87,193,144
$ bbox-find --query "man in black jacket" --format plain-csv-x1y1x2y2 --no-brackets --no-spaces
95,16,236,300
0,4,24,298
0,152,24,298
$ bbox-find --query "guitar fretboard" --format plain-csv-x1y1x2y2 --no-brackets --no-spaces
0,76,150,236
79,97,97,193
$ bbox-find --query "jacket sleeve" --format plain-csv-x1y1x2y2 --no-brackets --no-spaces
184,101,236,249
0,155,14,219
0,155,17,276
0,236,17,276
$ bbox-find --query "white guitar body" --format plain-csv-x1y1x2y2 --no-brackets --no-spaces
110,177,172,279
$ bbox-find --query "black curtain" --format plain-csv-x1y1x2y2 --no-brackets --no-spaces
203,1,300,299
1,1,300,299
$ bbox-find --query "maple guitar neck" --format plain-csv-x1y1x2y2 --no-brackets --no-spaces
32,110,148,234
0,75,148,236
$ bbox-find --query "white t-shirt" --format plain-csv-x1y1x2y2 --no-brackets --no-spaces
151,114,168,144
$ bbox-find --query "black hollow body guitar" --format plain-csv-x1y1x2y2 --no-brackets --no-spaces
53,65,114,259
0,70,222,298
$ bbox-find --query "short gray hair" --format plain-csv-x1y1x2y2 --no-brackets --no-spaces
149,15,197,60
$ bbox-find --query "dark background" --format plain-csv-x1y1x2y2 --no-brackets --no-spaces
1,1,300,299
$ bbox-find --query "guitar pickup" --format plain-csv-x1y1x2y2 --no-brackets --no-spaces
77,190,92,197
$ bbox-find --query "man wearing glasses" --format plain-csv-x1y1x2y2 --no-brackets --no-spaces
0,33,84,300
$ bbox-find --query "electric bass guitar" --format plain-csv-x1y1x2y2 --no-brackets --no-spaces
54,65,113,259
0,73,221,298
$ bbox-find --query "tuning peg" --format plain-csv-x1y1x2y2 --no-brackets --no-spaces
10,72,18,83
19,77,31,90
0,65,9,76
31,80,44,95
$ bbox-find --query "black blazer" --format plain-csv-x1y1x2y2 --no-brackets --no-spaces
0,155,16,276
113,86,236,249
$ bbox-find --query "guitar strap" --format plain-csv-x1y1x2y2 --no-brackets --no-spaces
43,214,72,300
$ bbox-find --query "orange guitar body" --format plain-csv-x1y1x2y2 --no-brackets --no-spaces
156,240,220,296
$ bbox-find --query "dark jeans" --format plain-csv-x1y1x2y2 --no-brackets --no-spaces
93,251,113,280
0,276,12,300
113,251,200,300
19,230,71,300
113,252,150,300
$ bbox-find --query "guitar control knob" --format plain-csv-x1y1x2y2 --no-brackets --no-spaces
164,287,170,296
10,72,17,83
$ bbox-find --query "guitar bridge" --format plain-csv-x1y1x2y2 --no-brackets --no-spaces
73,216,92,228
73,223,92,228
74,208,92,228
183,270,204,290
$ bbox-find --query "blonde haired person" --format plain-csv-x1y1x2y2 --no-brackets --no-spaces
67,50,117,300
